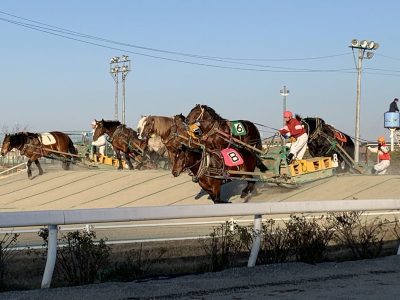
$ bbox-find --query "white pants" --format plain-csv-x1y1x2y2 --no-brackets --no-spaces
92,135,106,155
287,133,308,160
374,160,390,175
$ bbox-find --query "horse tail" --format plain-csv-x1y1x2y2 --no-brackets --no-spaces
68,139,78,155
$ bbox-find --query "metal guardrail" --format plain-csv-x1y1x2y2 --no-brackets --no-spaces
1,199,400,288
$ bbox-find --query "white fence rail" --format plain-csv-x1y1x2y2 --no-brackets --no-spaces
1,199,400,289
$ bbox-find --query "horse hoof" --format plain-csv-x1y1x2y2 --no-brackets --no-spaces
240,191,250,198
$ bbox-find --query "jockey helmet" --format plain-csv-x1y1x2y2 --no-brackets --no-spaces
283,111,293,118
378,136,385,144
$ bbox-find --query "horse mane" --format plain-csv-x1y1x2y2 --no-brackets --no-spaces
100,119,121,128
13,132,39,139
197,104,224,121
152,116,174,137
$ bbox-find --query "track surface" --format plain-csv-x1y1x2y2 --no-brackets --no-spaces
1,164,400,212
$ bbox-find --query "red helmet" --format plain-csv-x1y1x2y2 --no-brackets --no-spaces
283,111,293,118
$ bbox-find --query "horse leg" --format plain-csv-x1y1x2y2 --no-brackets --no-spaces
115,151,123,170
26,160,33,178
211,180,224,204
241,181,255,198
62,157,70,170
125,153,134,170
35,159,44,175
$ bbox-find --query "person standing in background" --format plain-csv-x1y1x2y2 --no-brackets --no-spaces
368,136,390,175
389,98,399,112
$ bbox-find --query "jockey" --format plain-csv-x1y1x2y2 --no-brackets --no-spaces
279,111,308,164
368,136,390,175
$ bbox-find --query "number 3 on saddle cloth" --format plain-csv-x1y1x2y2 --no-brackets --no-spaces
220,148,244,167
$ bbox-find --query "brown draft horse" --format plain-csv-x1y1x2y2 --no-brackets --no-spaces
137,114,192,165
171,144,257,203
300,116,355,172
185,104,268,172
93,119,146,170
1,131,77,178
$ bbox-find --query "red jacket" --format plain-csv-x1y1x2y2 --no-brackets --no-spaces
378,143,391,161
279,118,305,138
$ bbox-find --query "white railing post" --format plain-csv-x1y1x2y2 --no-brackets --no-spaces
41,224,58,288
247,214,262,267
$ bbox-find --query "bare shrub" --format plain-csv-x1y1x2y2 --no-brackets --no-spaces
327,212,388,259
0,233,19,291
38,228,111,286
199,221,249,272
256,219,292,264
285,215,334,264
103,244,167,282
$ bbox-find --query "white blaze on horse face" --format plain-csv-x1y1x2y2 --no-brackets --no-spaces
137,116,148,139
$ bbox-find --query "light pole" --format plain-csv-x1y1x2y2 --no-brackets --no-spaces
280,85,290,126
109,55,131,124
120,55,131,125
349,39,379,163
110,56,120,121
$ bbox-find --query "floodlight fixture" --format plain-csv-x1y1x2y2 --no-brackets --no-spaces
360,40,368,48
121,55,129,62
367,41,375,50
366,52,374,59
351,39,360,47
373,42,379,50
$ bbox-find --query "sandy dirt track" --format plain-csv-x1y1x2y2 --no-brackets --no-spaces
1,165,400,212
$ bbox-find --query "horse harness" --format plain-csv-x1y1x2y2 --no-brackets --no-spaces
110,125,144,155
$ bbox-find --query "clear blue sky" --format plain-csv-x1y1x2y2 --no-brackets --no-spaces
1,1,399,141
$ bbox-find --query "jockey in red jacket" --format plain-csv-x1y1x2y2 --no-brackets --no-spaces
279,111,308,164
368,136,390,175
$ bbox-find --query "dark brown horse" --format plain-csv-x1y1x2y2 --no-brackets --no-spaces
137,114,192,165
185,104,267,172
171,144,257,203
1,131,77,178
300,116,355,171
93,119,146,170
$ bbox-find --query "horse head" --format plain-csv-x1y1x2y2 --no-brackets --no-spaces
1,134,11,156
171,144,201,177
139,116,155,140
137,116,150,139
93,119,106,141
186,104,222,137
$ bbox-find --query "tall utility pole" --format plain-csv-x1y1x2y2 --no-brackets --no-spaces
121,55,131,125
109,55,131,124
280,86,290,126
349,39,379,163
110,57,120,120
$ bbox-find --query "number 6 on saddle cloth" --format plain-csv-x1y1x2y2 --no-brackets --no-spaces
220,148,244,167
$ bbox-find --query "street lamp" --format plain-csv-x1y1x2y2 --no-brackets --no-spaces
349,39,379,163
109,55,131,124
280,85,290,126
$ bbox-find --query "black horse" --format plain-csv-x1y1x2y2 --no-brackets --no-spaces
300,116,355,171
